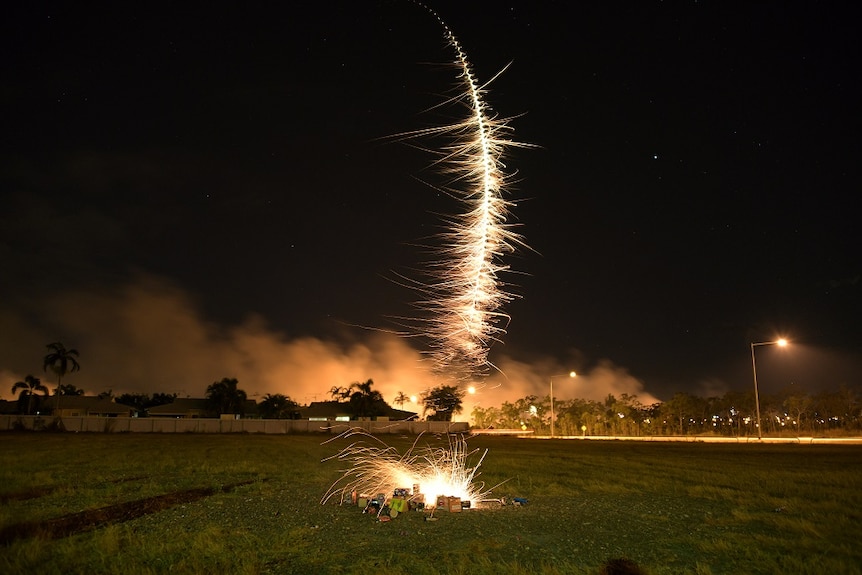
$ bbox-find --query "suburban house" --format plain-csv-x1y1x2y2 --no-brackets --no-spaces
146,398,210,418
40,396,136,418
299,401,418,422
147,398,258,419
0,400,19,415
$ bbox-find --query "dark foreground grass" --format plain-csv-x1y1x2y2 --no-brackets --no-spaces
1,432,861,575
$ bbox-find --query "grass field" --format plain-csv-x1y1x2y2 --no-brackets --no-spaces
1,432,861,575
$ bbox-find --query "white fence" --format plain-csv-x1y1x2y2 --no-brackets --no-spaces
0,415,469,435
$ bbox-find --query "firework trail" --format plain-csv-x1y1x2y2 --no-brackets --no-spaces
320,6,519,512
321,429,496,508
396,2,529,382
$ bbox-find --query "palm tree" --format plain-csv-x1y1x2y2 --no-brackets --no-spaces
329,386,350,401
12,375,49,415
205,377,248,416
348,379,387,419
43,342,81,416
394,391,409,410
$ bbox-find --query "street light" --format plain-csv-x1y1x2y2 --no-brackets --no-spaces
750,338,788,440
550,371,577,438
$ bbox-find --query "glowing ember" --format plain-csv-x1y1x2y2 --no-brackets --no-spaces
321,429,494,509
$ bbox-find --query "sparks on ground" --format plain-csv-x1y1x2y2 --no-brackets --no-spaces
321,428,495,508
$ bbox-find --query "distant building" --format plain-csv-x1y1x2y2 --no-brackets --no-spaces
0,400,18,415
301,401,353,422
147,398,258,419
299,401,418,422
40,396,136,418
147,398,211,418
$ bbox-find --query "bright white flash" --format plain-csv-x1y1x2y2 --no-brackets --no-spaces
396,4,528,382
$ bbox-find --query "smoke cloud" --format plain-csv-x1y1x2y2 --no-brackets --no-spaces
473,356,659,409
0,274,659,412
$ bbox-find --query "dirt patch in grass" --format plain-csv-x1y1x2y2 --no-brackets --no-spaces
0,486,56,504
0,475,149,504
0,479,259,543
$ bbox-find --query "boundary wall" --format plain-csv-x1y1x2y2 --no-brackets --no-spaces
0,415,468,435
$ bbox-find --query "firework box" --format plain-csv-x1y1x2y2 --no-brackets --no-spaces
390,497,407,513
435,496,461,512
357,497,368,509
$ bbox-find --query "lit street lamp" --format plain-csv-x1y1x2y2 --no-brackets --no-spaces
550,371,577,438
750,338,788,440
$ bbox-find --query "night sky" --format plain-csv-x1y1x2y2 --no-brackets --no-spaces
2,1,859,406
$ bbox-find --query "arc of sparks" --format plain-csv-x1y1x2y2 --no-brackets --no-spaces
321,429,495,509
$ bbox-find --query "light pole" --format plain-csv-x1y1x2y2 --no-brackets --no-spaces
550,371,577,437
750,339,788,440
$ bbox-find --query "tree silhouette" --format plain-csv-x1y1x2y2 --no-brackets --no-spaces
394,391,409,410
150,392,178,407
348,379,387,419
329,386,351,401
205,377,248,416
422,385,466,421
115,392,178,416
43,342,81,416
43,342,81,393
258,393,300,419
12,374,49,415
56,383,85,396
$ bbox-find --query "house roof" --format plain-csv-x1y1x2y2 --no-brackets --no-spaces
147,398,210,415
299,401,418,420
387,407,420,420
42,395,135,415
300,401,352,419
146,398,259,416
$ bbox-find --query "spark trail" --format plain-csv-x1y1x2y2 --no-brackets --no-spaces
321,9,518,511
400,3,528,382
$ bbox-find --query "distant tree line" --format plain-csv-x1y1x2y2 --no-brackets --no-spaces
27,341,855,434
472,386,862,437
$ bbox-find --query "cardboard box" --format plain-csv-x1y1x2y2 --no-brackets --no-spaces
390,497,406,513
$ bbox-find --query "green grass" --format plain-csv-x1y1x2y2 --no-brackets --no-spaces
1,433,861,574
